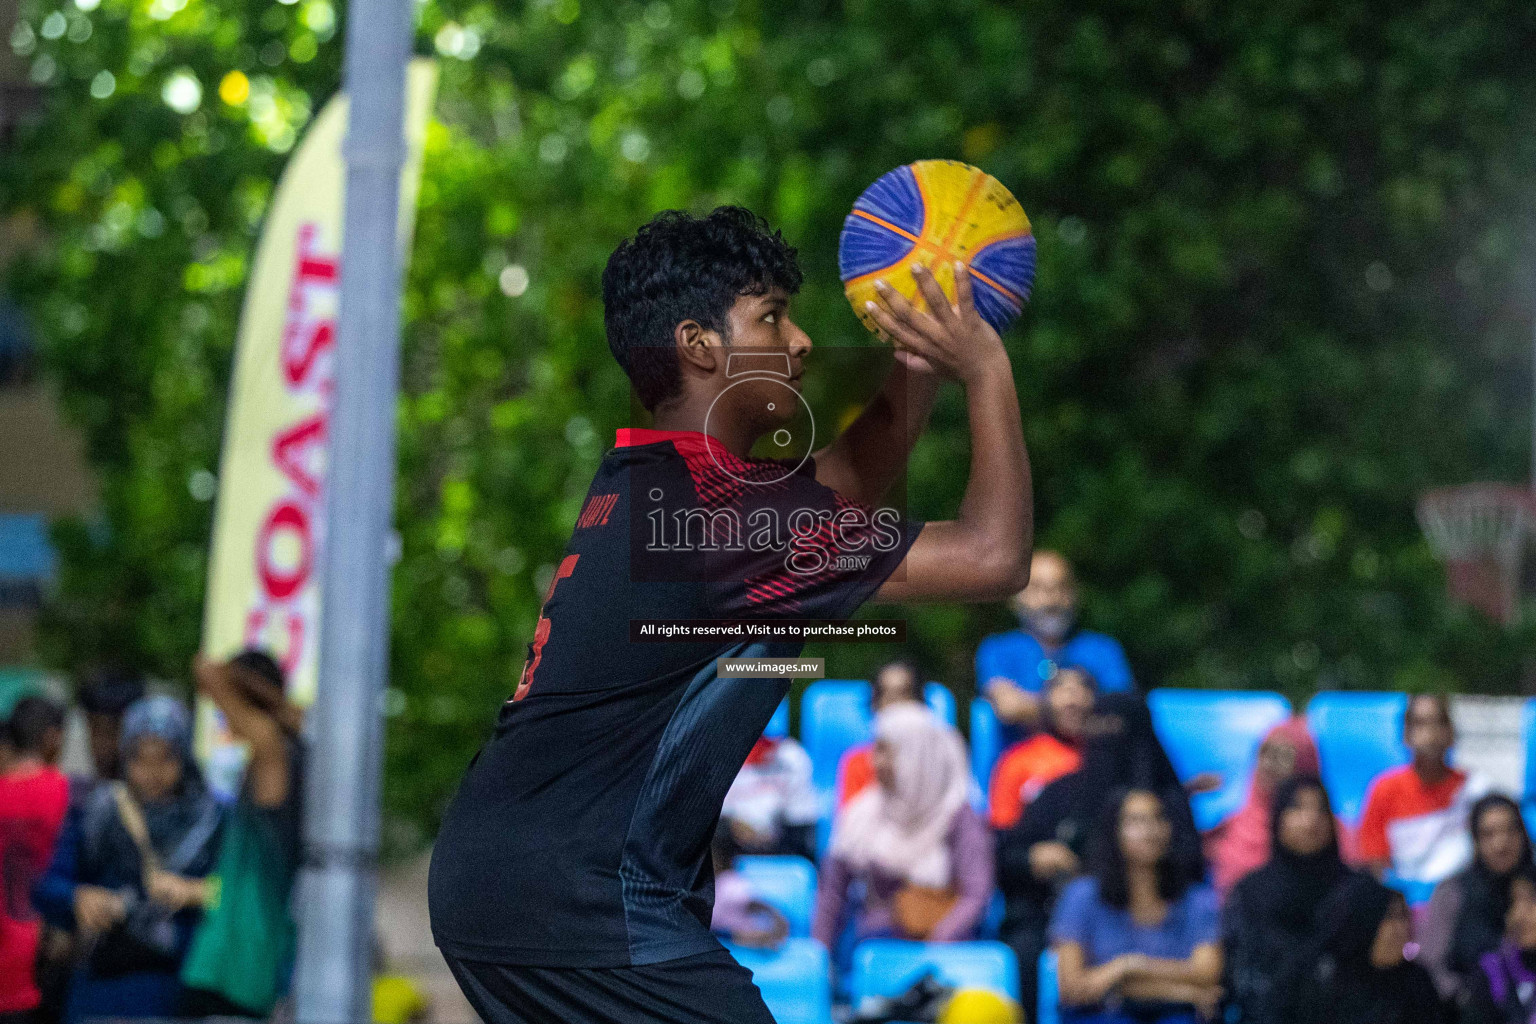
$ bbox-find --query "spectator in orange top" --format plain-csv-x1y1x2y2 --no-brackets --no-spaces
1359,693,1488,890
835,659,923,809
987,665,1094,830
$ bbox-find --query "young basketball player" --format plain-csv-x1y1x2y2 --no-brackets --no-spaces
428,206,1031,1023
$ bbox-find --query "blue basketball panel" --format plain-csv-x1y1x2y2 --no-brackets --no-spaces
1307,691,1409,825
970,279,1022,335
853,164,925,236
1148,689,1292,832
838,214,914,282
970,234,1037,301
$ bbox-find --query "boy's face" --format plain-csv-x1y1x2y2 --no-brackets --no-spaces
707,288,811,436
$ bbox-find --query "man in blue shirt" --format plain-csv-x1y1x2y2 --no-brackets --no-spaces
976,550,1133,735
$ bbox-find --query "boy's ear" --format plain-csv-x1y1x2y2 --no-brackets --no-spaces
675,319,723,375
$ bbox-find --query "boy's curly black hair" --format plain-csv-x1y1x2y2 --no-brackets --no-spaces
601,207,803,411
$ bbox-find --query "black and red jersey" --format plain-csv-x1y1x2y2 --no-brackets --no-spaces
428,429,921,967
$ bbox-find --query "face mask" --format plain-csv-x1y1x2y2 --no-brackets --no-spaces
1020,607,1075,643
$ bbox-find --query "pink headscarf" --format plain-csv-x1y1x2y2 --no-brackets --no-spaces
829,703,970,889
1208,717,1321,895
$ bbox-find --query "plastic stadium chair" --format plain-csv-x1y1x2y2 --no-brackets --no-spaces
803,680,878,796
1522,699,1536,805
1148,689,1292,832
970,698,1004,796
801,680,959,796
978,889,1005,941
1037,949,1060,1024
849,939,1020,1003
764,697,790,739
734,855,816,938
926,683,958,731
727,938,834,1024
1307,691,1410,825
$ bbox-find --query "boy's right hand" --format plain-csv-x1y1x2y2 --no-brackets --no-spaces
864,262,1009,386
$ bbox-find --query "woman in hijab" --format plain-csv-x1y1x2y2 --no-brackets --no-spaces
1205,717,1321,896
34,695,224,1024
1417,793,1533,1002
998,693,1200,1016
1265,872,1447,1024
1465,863,1536,1023
811,703,992,949
1221,774,1353,1024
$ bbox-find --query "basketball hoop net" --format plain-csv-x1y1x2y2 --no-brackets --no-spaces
1417,483,1536,624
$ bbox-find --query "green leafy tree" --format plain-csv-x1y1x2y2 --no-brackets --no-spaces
5,0,1536,844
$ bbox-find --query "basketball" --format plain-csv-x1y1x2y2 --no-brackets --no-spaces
938,987,1022,1024
839,159,1036,337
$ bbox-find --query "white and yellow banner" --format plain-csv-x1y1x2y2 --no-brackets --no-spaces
197,60,437,792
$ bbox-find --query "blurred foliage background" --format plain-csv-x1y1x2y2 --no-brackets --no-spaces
4,0,1536,846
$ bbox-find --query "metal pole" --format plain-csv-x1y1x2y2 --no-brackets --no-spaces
292,0,412,1018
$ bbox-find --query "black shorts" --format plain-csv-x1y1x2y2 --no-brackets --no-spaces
443,948,777,1024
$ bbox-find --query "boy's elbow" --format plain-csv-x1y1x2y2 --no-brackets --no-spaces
975,546,1030,599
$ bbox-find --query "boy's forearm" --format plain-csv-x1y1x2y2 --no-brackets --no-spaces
956,359,1032,567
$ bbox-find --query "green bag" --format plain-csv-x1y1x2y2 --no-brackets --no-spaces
180,802,297,1015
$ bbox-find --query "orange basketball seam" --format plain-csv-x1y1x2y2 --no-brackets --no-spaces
937,168,989,254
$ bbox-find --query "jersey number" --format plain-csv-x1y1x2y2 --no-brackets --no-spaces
512,553,579,701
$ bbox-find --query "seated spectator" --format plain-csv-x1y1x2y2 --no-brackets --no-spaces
988,665,1094,830
720,726,819,862
70,670,147,811
1222,775,1354,1024
1464,864,1536,1024
999,693,1199,1015
0,697,70,1021
178,652,306,1019
33,695,223,1024
708,828,789,950
835,659,924,809
1205,717,1321,896
1051,788,1221,1023
813,704,991,947
1359,694,1488,889
1264,872,1446,1024
976,550,1133,738
1418,793,1532,1003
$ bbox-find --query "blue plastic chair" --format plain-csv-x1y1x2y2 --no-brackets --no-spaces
0,513,56,582
1037,949,1060,1024
970,698,1004,796
849,939,1020,1003
734,855,816,938
727,938,834,1024
1521,699,1536,803
801,680,958,796
1307,691,1410,825
978,889,1005,940
764,697,790,739
1148,689,1293,832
